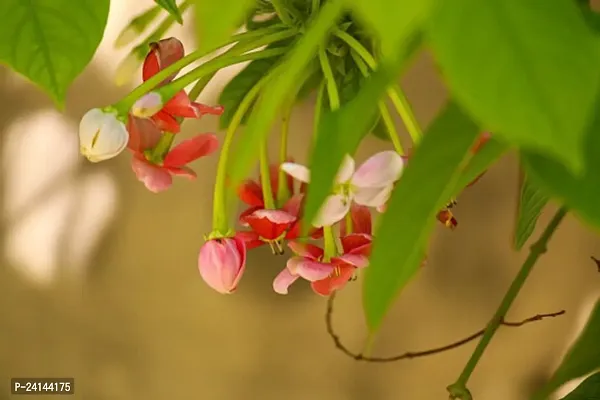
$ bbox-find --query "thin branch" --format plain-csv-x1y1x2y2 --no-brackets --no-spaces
325,291,565,363
590,256,600,273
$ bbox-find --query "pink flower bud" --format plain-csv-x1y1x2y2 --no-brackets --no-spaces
131,92,163,118
198,236,247,294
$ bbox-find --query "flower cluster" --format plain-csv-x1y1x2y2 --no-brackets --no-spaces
77,36,492,297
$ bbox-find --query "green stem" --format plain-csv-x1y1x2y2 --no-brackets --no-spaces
447,207,568,400
350,51,404,155
277,103,293,206
187,72,216,101
344,212,353,235
311,0,321,14
313,81,326,141
322,226,337,261
115,26,292,113
318,46,340,109
270,0,299,26
148,132,175,163
334,29,423,144
259,139,276,209
212,74,273,233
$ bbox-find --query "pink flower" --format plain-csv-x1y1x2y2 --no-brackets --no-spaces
135,38,224,133
273,207,372,296
281,151,404,227
198,236,247,294
127,116,218,193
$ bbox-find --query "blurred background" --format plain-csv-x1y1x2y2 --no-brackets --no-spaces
0,1,599,399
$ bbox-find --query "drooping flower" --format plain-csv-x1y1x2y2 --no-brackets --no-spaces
79,108,129,162
281,151,404,227
127,116,218,193
130,38,224,133
198,236,247,294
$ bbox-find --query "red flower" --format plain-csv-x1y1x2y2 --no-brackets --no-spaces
140,38,224,133
127,116,218,193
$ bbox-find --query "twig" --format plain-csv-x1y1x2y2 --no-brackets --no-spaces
325,291,565,362
590,256,600,273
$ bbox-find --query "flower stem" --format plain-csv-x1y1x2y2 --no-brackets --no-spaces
446,207,568,400
271,0,300,26
259,139,276,209
318,46,340,109
350,51,404,155
277,103,293,206
344,212,353,235
147,132,175,163
323,226,338,261
115,26,292,113
212,74,273,234
334,29,423,144
313,81,326,141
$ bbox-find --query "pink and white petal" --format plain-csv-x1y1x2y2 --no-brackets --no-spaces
131,156,173,193
235,230,264,250
334,154,356,183
166,166,197,179
281,193,304,217
287,257,334,281
237,180,264,207
281,162,310,183
311,266,355,296
287,241,324,260
352,151,404,188
190,102,225,118
332,254,369,268
313,194,351,227
273,268,300,295
354,185,393,208
163,133,219,167
245,209,296,240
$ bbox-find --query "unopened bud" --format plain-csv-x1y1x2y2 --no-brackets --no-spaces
79,108,129,163
131,92,163,118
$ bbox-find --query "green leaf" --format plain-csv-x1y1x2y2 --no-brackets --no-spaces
154,0,183,24
194,0,256,53
513,173,550,250
427,0,600,173
371,116,390,141
227,0,344,187
534,299,600,399
559,372,600,400
218,57,283,129
451,137,508,196
344,0,433,59
296,67,323,101
363,102,479,333
522,93,600,230
0,0,110,108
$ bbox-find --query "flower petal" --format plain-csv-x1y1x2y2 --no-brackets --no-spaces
79,109,129,163
340,233,372,256
273,268,300,295
281,162,310,183
126,116,162,153
332,253,369,268
281,193,304,217
162,90,196,118
166,166,197,179
287,241,323,260
311,266,354,296
354,185,393,208
235,230,264,250
152,110,181,133
245,209,296,240
335,154,356,183
351,151,404,188
313,194,351,227
287,257,334,281
237,180,264,207
163,133,219,167
340,204,372,236
191,102,225,118
131,155,173,193
231,236,247,288
142,38,184,85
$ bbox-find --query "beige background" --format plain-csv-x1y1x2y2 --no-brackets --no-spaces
0,1,599,399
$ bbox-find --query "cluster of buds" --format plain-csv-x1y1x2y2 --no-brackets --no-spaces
77,36,492,297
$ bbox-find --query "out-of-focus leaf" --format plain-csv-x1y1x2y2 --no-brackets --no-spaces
154,0,183,23
194,0,256,53
0,0,110,108
559,372,600,400
513,173,550,250
534,299,600,399
427,0,600,173
362,102,479,333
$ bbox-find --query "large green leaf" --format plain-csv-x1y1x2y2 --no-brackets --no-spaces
218,57,283,129
559,372,600,400
0,0,110,108
513,173,550,250
363,102,479,333
154,0,183,24
344,0,433,59
534,299,600,399
427,0,600,173
522,93,600,230
227,0,344,187
194,0,255,53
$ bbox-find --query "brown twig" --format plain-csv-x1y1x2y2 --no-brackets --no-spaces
325,292,565,362
591,256,600,273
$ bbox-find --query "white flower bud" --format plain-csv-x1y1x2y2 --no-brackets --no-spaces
131,92,163,118
79,108,129,163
